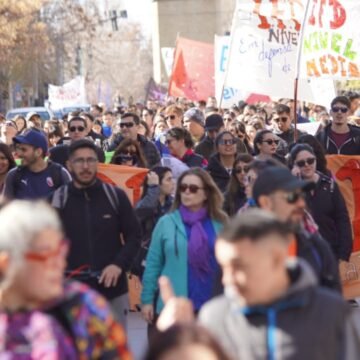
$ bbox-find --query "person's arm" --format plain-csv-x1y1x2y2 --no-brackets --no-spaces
96,147,106,163
136,171,160,210
3,168,16,200
113,188,142,271
333,183,353,261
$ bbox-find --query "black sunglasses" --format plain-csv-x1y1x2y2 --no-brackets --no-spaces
120,122,135,128
331,106,348,113
234,166,250,174
69,126,86,132
295,157,316,168
165,115,176,121
273,117,288,123
262,139,279,145
179,183,204,194
284,191,305,204
218,139,236,146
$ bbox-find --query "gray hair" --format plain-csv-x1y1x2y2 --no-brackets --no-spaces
0,201,62,290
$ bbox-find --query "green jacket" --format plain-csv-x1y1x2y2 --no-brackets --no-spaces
141,209,223,314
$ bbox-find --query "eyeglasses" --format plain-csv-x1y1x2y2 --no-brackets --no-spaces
331,106,348,113
165,115,176,121
234,166,250,174
262,139,279,145
218,139,236,146
279,191,305,204
120,122,135,128
24,239,69,263
69,126,86,132
295,157,316,168
179,183,204,194
71,157,98,167
273,117,288,123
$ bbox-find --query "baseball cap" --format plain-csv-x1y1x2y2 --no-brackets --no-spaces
13,129,48,155
26,111,40,122
205,114,224,131
184,108,205,127
252,167,314,204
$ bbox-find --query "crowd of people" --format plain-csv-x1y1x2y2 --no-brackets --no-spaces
0,91,359,359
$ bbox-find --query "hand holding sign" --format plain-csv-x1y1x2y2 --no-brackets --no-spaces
156,276,195,331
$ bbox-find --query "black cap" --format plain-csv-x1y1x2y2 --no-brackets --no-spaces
253,167,314,204
205,114,224,131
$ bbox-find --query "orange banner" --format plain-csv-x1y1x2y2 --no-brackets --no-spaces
169,37,215,101
97,163,148,205
327,155,360,299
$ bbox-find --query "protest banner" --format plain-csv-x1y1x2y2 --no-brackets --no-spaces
327,155,360,298
299,0,360,79
224,0,335,106
145,78,167,103
169,37,215,101
48,76,87,109
97,163,148,309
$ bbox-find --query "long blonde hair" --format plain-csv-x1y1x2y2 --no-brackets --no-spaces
172,168,228,224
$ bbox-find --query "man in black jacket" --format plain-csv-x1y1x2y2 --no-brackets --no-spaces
105,112,160,168
316,95,360,154
253,167,341,292
51,139,141,330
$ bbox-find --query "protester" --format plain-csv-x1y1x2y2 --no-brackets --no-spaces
316,95,360,154
207,131,238,193
166,127,207,168
139,120,152,139
253,166,341,291
183,107,205,145
141,168,227,326
290,144,353,261
48,122,64,148
1,120,18,149
13,115,27,134
0,143,16,194
0,200,131,358
144,324,231,360
253,129,282,162
49,116,105,168
111,138,148,167
106,112,160,168
26,112,43,131
229,121,253,154
80,111,106,145
223,153,253,216
51,139,141,330
4,129,71,200
164,105,183,128
195,114,225,161
102,110,114,138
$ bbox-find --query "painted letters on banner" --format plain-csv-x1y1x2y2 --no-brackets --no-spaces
300,0,360,79
225,0,335,105
169,37,215,101
48,76,87,110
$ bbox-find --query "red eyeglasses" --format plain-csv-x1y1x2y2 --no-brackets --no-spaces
24,239,69,262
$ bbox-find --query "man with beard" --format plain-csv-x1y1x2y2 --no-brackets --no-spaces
51,139,141,330
252,166,341,291
4,129,71,200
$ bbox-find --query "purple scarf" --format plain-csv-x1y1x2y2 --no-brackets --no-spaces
179,205,210,277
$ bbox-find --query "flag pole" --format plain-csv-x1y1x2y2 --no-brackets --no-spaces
293,0,311,142
219,2,238,110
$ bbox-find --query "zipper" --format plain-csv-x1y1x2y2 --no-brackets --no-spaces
84,189,94,270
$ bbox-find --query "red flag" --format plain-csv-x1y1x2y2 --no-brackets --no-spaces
169,37,214,101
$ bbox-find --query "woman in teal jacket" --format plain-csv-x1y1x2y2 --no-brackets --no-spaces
141,168,228,325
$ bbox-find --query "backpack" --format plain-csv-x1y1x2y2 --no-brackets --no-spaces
51,182,120,215
14,161,64,192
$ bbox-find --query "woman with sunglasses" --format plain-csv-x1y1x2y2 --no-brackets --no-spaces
111,138,147,168
141,168,227,330
223,153,253,216
207,131,238,193
253,129,284,163
290,144,353,262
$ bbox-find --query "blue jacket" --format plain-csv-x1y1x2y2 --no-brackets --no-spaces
141,209,223,313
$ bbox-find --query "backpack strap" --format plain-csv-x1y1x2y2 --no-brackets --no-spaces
102,183,120,215
47,161,64,189
51,185,69,209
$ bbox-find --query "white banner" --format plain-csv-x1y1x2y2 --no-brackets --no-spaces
161,47,175,77
214,35,249,108
225,0,335,107
48,76,87,110
299,0,360,79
